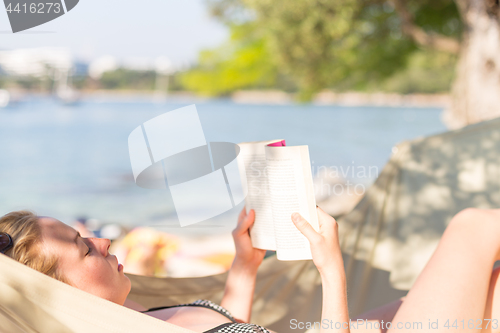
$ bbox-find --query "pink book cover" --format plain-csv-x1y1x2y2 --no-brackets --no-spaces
267,140,286,147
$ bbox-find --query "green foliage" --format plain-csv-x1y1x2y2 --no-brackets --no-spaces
180,23,279,96
182,0,461,99
246,0,358,100
100,68,156,90
377,50,457,93
0,74,54,91
14,76,44,90
72,76,87,90
410,0,462,39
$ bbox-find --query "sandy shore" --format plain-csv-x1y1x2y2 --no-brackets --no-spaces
6,89,450,108
232,90,450,108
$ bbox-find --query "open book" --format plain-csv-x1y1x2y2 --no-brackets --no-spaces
236,139,319,260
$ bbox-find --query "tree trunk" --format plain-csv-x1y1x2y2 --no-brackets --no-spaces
443,0,500,129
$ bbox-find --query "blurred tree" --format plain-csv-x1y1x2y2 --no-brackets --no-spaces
377,50,457,94
100,69,156,90
180,23,280,96
14,76,44,91
382,0,500,127
444,0,500,127
201,0,459,101
203,0,500,127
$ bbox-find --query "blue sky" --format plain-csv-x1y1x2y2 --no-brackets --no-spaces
0,0,229,66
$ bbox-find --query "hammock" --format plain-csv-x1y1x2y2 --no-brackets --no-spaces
0,250,322,332
338,116,500,316
0,252,193,333
2,117,500,331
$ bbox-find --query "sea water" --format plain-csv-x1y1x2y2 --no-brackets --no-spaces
0,97,446,233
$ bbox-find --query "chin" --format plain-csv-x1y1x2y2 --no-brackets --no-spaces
121,276,132,304
106,277,132,305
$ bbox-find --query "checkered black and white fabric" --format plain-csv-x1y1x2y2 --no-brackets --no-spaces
210,322,272,333
190,300,271,333
190,299,235,321
145,299,272,333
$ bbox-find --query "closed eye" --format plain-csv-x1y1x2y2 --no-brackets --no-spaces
85,244,91,256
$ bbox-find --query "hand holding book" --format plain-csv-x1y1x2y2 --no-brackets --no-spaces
293,207,350,333
231,207,266,272
222,207,266,323
292,207,344,276
236,139,319,260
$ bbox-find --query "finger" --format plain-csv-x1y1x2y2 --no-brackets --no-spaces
316,206,336,232
238,206,247,225
235,209,255,235
243,209,255,228
291,212,320,243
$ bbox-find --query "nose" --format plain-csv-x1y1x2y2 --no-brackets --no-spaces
89,238,111,256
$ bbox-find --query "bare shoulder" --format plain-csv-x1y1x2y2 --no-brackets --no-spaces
123,299,148,311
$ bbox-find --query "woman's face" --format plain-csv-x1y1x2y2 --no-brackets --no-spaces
38,217,131,305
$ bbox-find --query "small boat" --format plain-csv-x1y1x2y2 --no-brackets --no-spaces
56,85,80,105
54,68,80,105
0,89,10,108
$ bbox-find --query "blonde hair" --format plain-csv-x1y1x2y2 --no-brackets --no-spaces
0,210,67,283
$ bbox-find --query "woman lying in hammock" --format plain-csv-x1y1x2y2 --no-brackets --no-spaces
1,206,500,333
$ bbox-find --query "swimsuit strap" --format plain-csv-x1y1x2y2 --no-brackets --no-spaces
143,299,235,322
143,299,271,333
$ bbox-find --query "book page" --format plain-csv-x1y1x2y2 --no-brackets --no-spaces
236,139,284,250
265,145,319,260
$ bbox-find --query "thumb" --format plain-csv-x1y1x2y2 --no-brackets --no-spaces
234,209,255,235
291,212,319,243
243,209,255,227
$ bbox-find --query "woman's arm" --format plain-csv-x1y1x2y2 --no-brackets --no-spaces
292,207,350,333
220,208,266,323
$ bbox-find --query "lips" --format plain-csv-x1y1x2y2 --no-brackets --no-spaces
111,255,123,272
